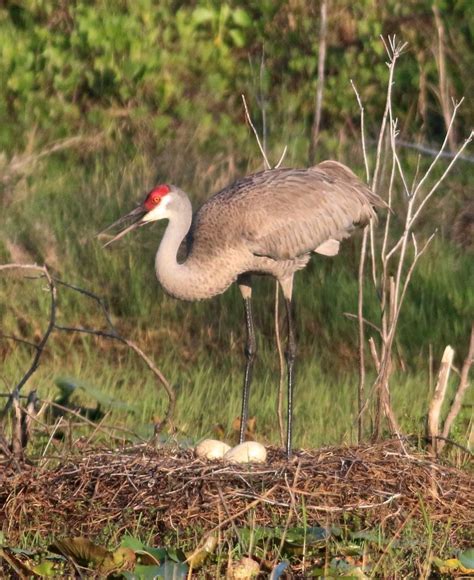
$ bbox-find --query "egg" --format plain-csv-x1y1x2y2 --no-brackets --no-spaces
195,439,231,460
224,441,267,464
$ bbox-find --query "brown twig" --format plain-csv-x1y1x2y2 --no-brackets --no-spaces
52,279,175,430
309,0,328,163
427,345,455,454
0,264,56,420
439,323,474,453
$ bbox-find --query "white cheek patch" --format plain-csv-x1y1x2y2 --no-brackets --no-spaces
143,195,171,222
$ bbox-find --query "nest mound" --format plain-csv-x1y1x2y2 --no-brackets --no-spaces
1,440,472,544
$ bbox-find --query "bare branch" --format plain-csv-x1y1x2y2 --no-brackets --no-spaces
409,130,473,227
275,145,288,169
0,264,56,417
343,312,382,337
350,79,370,182
357,228,368,443
369,337,381,372
427,345,455,454
309,0,328,162
439,324,474,452
241,94,271,170
410,98,464,200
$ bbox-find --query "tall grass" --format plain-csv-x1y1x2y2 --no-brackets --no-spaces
1,141,472,449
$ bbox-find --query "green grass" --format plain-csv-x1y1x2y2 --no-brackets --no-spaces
1,143,473,452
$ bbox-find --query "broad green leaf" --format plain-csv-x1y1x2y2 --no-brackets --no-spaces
55,377,131,410
185,535,217,569
459,548,474,570
49,537,109,567
192,7,215,25
124,560,189,579
31,559,57,577
232,8,252,28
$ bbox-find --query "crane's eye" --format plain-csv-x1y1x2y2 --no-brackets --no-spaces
153,196,160,204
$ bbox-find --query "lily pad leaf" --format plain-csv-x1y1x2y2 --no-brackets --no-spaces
49,537,109,567
459,548,474,571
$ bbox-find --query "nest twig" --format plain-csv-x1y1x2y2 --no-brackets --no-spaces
1,440,472,546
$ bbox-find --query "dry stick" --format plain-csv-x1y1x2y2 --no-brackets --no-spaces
43,400,147,441
350,79,371,443
1,134,103,185
409,129,473,228
53,279,175,429
0,264,56,418
216,486,242,547
374,40,464,440
241,94,271,170
185,484,278,565
11,394,23,458
432,4,456,152
369,337,381,373
343,313,382,337
21,390,38,448
371,37,407,438
241,96,287,445
357,229,368,443
439,323,474,453
277,460,302,555
370,505,418,578
427,345,454,455
309,0,328,164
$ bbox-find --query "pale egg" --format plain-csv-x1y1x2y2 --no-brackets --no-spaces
224,441,267,464
195,439,231,460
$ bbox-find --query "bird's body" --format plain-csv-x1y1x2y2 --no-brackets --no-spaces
153,161,383,301
102,160,385,457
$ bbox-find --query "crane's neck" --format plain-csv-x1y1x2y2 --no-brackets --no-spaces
154,189,242,301
154,194,194,300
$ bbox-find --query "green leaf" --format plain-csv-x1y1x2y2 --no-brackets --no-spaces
459,548,474,570
55,377,131,410
229,29,245,48
124,560,189,579
49,537,109,567
232,8,252,28
192,7,215,25
120,536,167,564
31,559,57,577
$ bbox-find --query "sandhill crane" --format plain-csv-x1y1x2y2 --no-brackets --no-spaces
101,161,385,457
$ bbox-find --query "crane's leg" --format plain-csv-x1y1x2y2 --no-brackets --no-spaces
279,275,296,458
238,276,256,445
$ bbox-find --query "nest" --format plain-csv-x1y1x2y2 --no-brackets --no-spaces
1,440,472,545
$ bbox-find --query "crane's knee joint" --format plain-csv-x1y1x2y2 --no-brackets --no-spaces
245,340,257,361
285,342,296,365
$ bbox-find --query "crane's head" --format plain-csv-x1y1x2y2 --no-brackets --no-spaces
99,184,173,247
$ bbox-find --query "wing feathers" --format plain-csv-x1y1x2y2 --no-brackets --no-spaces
189,162,384,262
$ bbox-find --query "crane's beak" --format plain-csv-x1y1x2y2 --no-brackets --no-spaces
98,204,148,248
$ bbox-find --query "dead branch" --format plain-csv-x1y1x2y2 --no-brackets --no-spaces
427,345,455,454
0,264,175,453
309,0,328,163
241,94,271,170
432,4,456,152
0,264,56,418
439,324,474,453
52,278,175,432
0,134,103,187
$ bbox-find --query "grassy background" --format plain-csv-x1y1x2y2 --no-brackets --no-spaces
1,140,472,451
0,1,473,453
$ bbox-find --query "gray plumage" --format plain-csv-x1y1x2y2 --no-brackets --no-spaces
102,159,385,457
173,160,384,300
